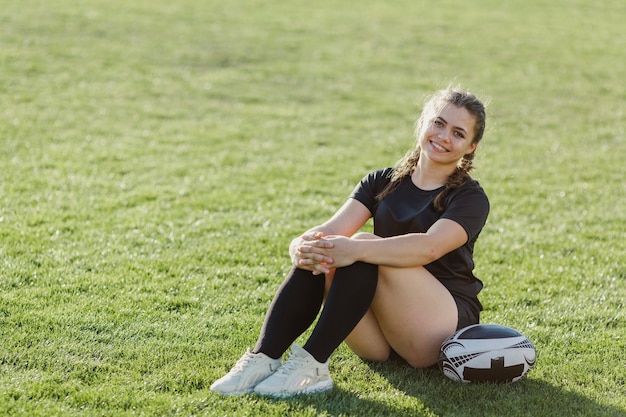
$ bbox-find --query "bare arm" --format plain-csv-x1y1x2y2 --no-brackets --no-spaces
322,218,469,269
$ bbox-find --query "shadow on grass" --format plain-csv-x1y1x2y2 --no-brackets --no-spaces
275,362,624,417
374,363,623,417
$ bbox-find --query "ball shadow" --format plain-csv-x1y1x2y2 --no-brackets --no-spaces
361,361,624,417
276,361,624,417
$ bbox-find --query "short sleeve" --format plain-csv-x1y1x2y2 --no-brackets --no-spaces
440,181,490,243
350,168,394,215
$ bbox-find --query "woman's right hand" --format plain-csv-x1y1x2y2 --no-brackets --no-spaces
290,231,335,275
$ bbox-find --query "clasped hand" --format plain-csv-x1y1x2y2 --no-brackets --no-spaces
291,232,356,275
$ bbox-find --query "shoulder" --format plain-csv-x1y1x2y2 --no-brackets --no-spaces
447,179,490,211
351,167,395,211
366,167,395,181
456,179,488,197
357,167,395,188
442,179,490,240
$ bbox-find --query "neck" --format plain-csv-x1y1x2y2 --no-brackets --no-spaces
411,159,455,190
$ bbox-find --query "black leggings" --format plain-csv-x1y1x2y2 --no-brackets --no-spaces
253,262,378,363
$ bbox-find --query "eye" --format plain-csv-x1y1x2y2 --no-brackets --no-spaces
433,120,444,127
454,130,466,139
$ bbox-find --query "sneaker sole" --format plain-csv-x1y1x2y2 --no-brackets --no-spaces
255,379,334,398
210,388,254,396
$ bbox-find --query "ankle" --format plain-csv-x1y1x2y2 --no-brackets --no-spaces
301,344,329,364
251,349,281,360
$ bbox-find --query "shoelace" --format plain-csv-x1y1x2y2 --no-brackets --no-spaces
231,352,256,373
275,354,308,376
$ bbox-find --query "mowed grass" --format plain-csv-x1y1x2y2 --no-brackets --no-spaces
1,0,624,415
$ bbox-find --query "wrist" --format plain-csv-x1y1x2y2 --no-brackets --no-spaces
353,239,366,263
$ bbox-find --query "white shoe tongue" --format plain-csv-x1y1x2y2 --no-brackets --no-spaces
290,344,313,359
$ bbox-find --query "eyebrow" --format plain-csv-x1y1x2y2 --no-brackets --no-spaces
436,116,469,135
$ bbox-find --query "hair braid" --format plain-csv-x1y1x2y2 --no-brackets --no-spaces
432,151,475,211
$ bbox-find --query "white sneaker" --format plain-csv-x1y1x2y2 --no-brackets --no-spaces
254,344,333,397
210,349,281,395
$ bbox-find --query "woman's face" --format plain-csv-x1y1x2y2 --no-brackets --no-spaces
418,103,478,166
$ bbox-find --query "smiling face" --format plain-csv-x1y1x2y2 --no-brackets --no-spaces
418,103,479,167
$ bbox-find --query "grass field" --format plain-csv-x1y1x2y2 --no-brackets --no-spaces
1,0,625,415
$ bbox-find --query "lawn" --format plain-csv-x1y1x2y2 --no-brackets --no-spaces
0,0,624,416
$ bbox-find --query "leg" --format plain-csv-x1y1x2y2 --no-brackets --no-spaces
346,265,458,368
339,233,391,362
253,261,378,398
212,267,323,396
303,261,378,362
253,267,325,359
343,307,391,362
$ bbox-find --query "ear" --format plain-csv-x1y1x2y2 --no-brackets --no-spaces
466,142,478,156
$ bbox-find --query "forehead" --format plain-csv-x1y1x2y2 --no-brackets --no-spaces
428,103,476,134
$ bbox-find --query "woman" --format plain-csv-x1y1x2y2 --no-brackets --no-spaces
211,87,490,397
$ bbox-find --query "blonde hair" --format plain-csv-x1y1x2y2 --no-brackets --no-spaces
377,88,487,210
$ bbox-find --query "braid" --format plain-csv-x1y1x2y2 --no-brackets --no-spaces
433,151,475,212
376,147,420,201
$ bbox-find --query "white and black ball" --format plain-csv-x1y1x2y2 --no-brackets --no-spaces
438,324,536,383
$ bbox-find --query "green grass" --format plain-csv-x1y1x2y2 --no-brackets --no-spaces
1,0,624,415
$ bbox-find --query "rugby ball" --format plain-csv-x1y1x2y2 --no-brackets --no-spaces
438,324,536,383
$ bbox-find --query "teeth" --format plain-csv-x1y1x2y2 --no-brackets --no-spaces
431,142,447,152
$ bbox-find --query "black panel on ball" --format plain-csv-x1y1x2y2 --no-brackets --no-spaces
458,324,522,339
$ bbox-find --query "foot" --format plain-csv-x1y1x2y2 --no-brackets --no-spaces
210,349,281,395
254,344,333,397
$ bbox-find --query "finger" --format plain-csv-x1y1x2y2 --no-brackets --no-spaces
299,241,334,251
299,254,333,266
302,231,324,240
297,245,324,256
299,251,334,264
316,240,334,248
295,260,315,271
313,263,330,275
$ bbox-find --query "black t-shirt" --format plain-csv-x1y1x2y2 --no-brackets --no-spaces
350,167,490,314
